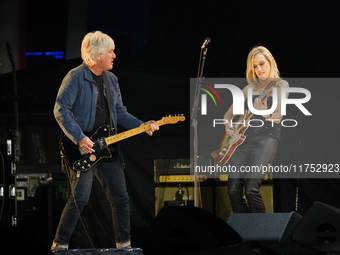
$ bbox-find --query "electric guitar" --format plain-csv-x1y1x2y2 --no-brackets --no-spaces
211,80,281,165
61,115,185,172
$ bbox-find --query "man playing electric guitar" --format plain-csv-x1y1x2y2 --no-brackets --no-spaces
52,31,159,250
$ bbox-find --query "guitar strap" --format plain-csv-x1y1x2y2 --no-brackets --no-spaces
103,71,115,133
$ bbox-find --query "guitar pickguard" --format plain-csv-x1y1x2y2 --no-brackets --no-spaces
62,124,112,172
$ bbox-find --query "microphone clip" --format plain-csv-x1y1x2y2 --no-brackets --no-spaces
201,38,211,49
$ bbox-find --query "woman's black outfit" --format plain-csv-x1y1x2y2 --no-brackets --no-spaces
227,96,280,213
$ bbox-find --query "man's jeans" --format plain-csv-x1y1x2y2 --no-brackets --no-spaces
53,157,130,247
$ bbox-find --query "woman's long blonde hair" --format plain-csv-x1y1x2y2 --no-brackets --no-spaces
246,46,280,86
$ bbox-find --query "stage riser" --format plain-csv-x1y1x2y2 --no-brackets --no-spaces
51,248,143,255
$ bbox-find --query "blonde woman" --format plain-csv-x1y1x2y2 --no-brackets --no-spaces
223,46,289,213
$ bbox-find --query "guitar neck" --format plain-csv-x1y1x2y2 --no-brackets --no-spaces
104,119,164,145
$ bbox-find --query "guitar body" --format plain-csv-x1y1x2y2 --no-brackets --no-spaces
61,124,112,172
216,115,248,166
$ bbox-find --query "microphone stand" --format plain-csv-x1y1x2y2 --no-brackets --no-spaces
191,45,208,208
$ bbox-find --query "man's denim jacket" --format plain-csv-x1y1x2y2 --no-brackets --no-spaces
54,62,142,145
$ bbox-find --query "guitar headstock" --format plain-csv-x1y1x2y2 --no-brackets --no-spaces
161,115,186,124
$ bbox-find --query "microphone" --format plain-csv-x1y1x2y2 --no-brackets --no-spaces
201,38,211,49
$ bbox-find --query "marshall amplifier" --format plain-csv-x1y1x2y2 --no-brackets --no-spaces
154,158,274,220
154,158,213,183
154,158,214,216
155,186,213,216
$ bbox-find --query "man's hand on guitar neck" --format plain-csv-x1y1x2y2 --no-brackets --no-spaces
141,120,159,136
78,137,95,154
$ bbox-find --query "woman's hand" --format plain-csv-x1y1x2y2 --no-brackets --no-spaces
225,125,235,137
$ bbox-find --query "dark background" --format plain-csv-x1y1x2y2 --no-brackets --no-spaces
1,0,340,251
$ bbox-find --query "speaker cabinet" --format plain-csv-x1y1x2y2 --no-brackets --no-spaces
292,201,340,252
227,211,302,242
